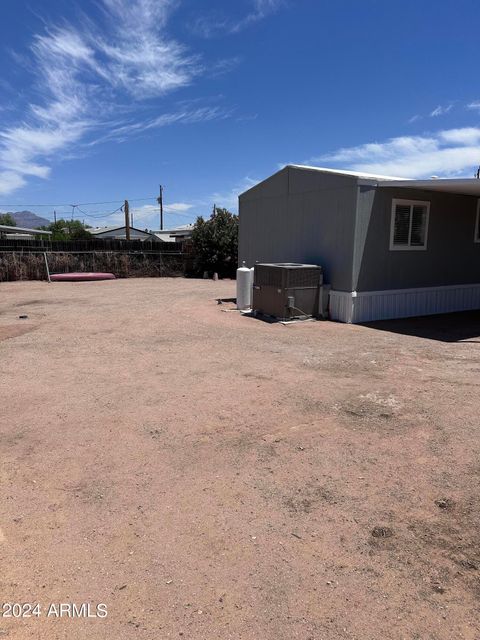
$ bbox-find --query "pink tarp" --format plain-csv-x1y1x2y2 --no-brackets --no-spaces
50,272,116,282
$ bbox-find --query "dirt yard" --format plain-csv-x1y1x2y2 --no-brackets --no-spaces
0,278,479,640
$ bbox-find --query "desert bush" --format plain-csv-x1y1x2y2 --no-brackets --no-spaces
0,252,187,282
190,208,238,278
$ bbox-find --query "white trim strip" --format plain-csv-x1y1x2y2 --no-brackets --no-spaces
329,284,480,323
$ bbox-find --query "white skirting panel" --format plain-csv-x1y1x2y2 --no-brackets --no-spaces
329,283,480,323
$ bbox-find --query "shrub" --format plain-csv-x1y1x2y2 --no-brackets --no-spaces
191,208,238,278
0,213,16,226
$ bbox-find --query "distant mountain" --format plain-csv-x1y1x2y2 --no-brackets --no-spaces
9,211,50,229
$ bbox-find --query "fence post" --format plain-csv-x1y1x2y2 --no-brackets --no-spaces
43,253,51,283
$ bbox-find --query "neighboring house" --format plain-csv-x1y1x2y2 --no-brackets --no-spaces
0,224,52,239
89,226,158,241
153,224,194,243
239,165,480,323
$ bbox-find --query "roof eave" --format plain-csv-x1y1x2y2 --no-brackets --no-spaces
377,178,480,197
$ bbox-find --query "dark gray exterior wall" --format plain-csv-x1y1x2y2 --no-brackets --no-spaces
238,167,358,291
240,167,480,294
353,186,480,291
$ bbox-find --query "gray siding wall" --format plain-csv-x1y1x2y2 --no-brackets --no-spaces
354,186,480,291
238,167,358,290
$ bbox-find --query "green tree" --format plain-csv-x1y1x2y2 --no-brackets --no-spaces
0,213,16,226
39,219,92,241
191,207,238,277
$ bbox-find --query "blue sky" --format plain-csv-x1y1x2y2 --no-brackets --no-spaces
1,0,480,229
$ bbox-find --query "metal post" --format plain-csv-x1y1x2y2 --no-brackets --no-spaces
158,185,164,231
124,200,130,241
44,252,51,283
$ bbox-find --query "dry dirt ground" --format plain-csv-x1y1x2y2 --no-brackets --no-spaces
0,278,480,640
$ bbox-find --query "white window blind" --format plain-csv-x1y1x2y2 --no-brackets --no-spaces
391,200,429,250
393,204,410,245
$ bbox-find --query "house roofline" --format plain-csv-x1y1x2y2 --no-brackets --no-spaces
0,224,52,235
90,225,154,235
238,164,412,199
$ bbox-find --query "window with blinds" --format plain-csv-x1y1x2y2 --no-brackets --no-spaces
390,199,429,250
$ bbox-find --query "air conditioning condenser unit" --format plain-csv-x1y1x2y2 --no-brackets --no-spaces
252,263,325,321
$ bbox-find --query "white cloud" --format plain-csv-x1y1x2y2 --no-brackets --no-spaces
89,181,250,229
132,202,194,217
210,176,258,211
208,57,242,78
430,104,453,117
191,0,285,37
119,201,197,230
190,15,230,39
164,202,194,212
0,25,94,194
0,0,232,196
438,127,480,145
467,101,480,111
236,113,258,123
89,105,232,145
0,171,27,194
231,0,285,32
409,103,456,122
95,0,200,98
311,127,480,178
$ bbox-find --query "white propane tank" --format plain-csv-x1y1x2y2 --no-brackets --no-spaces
236,261,253,310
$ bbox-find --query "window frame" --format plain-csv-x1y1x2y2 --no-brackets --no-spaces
389,198,430,251
474,200,480,243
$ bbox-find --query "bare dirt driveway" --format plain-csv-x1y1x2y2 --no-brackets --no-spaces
0,277,479,640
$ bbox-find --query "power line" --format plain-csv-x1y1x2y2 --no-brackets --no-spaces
76,205,124,220
1,194,197,225
0,196,157,208
131,213,197,220
51,206,121,215
53,208,194,224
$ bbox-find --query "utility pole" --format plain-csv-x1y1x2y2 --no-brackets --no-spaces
124,200,131,241
157,185,164,231
53,210,57,224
